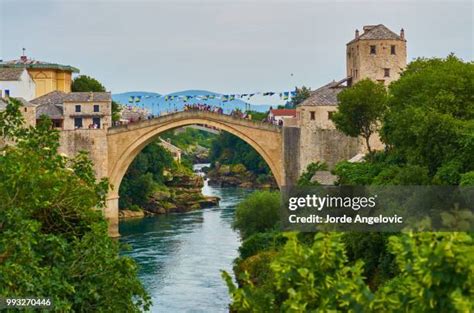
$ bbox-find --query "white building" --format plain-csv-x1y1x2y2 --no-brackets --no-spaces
0,68,36,100
267,108,297,125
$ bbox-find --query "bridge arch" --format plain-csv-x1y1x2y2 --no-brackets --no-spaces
105,111,284,236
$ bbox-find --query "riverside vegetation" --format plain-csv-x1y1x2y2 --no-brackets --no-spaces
223,55,473,312
207,131,277,188
0,99,151,311
118,139,219,218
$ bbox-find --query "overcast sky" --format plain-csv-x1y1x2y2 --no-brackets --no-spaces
1,0,472,96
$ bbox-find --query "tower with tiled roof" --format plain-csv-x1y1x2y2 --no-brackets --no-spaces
346,24,407,86
0,53,79,98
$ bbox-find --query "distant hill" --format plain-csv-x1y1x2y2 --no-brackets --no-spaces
112,91,161,109
112,90,272,116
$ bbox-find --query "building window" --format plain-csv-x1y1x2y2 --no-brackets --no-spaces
355,69,358,78
93,104,100,112
52,120,63,128
370,45,376,54
328,111,335,120
75,105,81,112
384,68,390,77
74,117,83,129
391,45,396,55
4,90,10,97
310,111,315,120
92,117,101,129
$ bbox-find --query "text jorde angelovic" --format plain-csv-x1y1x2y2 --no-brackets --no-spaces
287,194,403,225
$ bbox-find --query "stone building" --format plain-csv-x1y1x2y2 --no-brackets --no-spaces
293,24,405,173
346,24,406,86
31,91,112,130
15,97,37,126
267,109,296,125
0,54,79,98
158,137,182,163
0,68,36,100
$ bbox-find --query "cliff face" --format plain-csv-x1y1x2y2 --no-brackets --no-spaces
120,171,219,219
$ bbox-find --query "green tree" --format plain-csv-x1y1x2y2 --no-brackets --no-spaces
71,75,106,92
233,191,280,239
331,79,388,153
0,99,150,311
119,142,174,209
290,86,312,107
381,55,474,176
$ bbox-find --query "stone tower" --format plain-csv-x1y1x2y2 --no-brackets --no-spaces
346,24,407,86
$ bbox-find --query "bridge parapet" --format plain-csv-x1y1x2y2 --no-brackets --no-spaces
108,110,281,134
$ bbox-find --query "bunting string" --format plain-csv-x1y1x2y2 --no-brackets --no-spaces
127,90,298,104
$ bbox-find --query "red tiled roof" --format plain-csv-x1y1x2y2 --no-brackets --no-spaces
270,109,296,117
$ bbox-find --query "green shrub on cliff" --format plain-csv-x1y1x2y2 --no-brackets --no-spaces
0,99,150,312
233,191,280,239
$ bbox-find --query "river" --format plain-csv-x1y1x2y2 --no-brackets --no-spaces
119,164,252,312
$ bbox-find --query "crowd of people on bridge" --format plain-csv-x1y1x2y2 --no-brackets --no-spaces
183,103,224,114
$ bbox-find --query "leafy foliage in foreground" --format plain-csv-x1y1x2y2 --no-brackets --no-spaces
0,99,150,312
224,232,473,312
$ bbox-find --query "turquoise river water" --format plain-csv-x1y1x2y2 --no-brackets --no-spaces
120,164,251,312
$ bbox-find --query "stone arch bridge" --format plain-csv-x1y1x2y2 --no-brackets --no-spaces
103,111,301,236
59,110,361,236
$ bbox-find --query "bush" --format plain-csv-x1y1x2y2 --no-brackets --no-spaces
238,232,286,260
235,251,278,287
297,162,327,186
372,232,473,312
343,232,397,289
224,233,372,312
233,191,281,239
460,171,474,186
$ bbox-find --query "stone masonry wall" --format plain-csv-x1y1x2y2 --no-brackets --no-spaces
59,129,109,179
282,126,300,187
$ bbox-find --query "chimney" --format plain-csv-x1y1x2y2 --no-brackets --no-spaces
400,28,405,40
355,29,359,38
